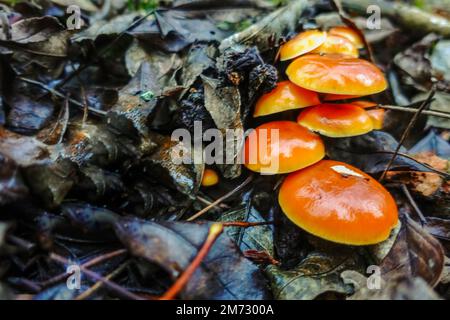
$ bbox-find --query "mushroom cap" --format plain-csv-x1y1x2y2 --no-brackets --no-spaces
201,168,219,187
366,108,385,129
329,26,364,49
311,34,359,58
253,81,320,117
278,160,399,245
279,30,327,61
297,103,374,137
349,100,378,108
286,54,387,95
243,121,325,174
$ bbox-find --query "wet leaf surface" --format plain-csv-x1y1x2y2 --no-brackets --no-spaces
114,217,270,299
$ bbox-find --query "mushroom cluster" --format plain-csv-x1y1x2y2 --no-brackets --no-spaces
244,27,398,246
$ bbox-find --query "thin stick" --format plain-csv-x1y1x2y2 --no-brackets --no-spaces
187,176,253,221
40,249,127,288
222,221,274,228
379,90,435,182
401,184,427,226
160,223,224,300
49,253,142,300
380,105,450,119
19,77,106,117
75,261,130,300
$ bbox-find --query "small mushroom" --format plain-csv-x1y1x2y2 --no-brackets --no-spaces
243,121,325,174
286,54,387,95
279,30,327,61
253,81,320,117
328,26,364,49
311,34,359,57
201,168,219,187
278,160,399,245
297,103,374,137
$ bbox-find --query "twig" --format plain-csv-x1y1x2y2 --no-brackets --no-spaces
18,77,106,117
159,223,224,300
380,105,450,119
187,175,254,221
75,261,130,300
379,90,435,182
49,253,143,300
40,249,127,288
401,184,427,226
222,221,274,228
341,0,450,37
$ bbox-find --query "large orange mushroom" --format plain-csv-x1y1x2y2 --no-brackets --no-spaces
253,81,320,117
297,103,374,137
279,30,327,61
286,54,387,96
278,160,399,245
243,121,325,174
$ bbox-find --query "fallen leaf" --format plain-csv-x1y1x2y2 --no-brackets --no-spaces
114,217,270,299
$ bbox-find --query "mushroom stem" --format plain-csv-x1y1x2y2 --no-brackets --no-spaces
380,105,450,119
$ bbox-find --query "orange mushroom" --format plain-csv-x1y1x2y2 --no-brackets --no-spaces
243,121,325,174
311,34,359,58
297,103,374,137
286,54,387,95
279,30,327,61
328,26,364,49
201,168,219,187
349,100,378,108
366,109,385,130
253,81,320,117
278,160,398,245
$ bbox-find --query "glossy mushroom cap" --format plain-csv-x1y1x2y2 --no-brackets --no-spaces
349,100,378,108
311,34,359,58
366,109,385,130
328,26,364,49
253,81,320,117
286,54,387,95
243,121,325,174
297,103,374,137
201,169,219,187
279,30,327,61
278,160,399,245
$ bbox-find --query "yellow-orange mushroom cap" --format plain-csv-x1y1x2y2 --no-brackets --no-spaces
311,34,359,58
297,103,374,137
278,160,399,245
349,100,378,108
243,121,325,174
366,108,385,130
253,81,320,117
201,168,219,187
279,30,327,61
286,54,387,95
328,26,364,49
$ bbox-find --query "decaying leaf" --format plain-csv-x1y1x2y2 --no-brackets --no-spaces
266,249,364,300
114,217,270,299
380,214,445,287
342,271,441,300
